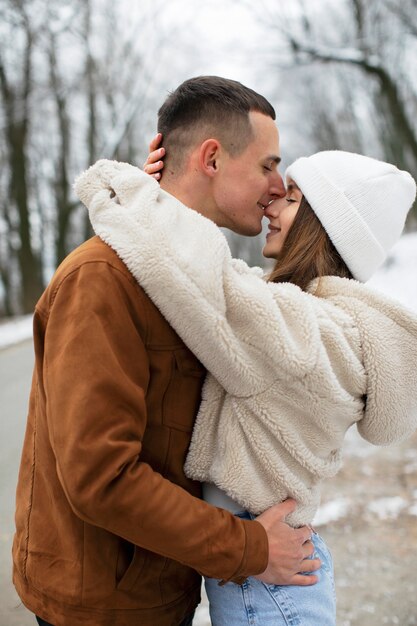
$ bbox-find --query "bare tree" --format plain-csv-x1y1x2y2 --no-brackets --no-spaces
0,0,173,316
239,0,417,225
287,36,417,174
0,1,44,313
47,28,77,264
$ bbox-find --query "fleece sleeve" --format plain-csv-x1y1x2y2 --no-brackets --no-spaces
77,161,320,397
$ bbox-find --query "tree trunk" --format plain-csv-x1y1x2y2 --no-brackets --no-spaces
83,0,97,242
9,121,44,311
1,25,44,313
48,34,77,265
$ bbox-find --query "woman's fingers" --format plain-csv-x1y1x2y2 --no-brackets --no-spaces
149,132,163,152
144,158,165,175
143,148,164,166
142,134,165,179
143,134,163,166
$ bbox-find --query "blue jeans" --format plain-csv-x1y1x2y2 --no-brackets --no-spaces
205,511,336,626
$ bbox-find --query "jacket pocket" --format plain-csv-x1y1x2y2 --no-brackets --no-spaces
116,542,147,591
162,349,205,432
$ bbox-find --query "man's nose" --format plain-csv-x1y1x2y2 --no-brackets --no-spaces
269,171,286,199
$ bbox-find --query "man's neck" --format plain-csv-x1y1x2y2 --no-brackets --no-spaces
160,176,219,225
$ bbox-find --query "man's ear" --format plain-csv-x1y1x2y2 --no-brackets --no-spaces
198,139,222,177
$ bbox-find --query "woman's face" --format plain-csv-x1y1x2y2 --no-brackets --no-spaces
262,178,303,259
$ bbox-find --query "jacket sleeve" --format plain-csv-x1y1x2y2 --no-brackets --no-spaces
351,295,417,445
42,260,268,582
78,161,320,397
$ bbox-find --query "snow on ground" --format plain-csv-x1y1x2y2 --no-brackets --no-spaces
367,231,417,311
313,489,417,527
367,496,408,520
0,315,33,349
312,497,352,526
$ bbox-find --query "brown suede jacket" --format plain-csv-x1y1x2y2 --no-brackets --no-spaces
12,237,268,626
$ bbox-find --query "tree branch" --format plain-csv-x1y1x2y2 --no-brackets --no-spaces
287,37,417,168
0,55,10,104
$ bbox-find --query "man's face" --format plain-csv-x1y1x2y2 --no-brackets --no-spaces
212,111,285,236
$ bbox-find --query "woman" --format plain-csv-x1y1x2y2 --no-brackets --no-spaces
75,150,417,626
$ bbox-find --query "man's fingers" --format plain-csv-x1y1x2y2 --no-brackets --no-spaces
271,498,297,517
290,573,319,586
257,498,297,524
299,557,321,573
301,539,315,559
294,525,313,545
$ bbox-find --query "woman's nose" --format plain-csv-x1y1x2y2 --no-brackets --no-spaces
264,198,283,217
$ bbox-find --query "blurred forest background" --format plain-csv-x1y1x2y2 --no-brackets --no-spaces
1,0,416,317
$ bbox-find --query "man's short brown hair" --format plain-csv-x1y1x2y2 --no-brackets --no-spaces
157,76,276,174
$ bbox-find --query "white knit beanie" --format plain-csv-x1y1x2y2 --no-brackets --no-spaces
286,151,416,282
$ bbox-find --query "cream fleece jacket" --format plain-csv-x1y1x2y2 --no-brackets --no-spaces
75,160,417,527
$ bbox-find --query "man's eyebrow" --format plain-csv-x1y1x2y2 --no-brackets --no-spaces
266,155,281,165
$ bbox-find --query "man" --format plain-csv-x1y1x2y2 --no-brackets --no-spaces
13,76,320,626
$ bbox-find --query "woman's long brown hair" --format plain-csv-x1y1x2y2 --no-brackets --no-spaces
268,197,352,291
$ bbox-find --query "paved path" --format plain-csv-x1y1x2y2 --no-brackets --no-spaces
0,340,34,625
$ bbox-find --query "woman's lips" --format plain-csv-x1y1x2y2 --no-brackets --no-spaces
266,225,281,239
